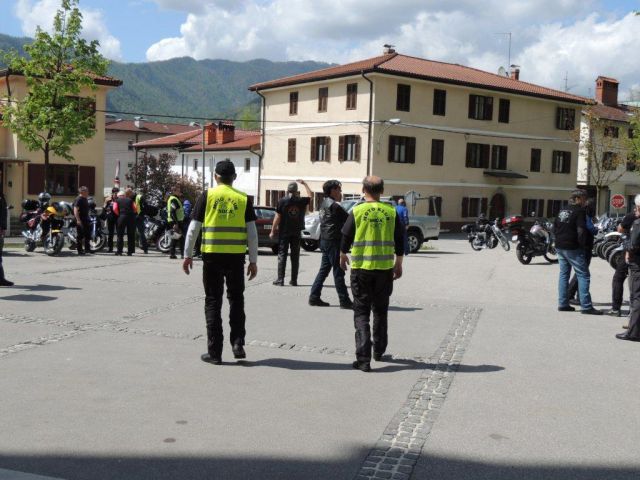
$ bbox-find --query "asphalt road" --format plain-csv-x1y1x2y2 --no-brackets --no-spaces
0,237,639,480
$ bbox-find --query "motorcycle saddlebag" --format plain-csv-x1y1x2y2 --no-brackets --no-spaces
501,215,523,228
144,204,159,217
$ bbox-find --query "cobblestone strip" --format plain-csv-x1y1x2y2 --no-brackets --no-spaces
353,306,482,480
0,312,80,328
0,328,89,358
41,261,132,275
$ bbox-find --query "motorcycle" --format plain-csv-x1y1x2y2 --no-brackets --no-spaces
140,206,171,253
20,202,64,255
461,215,510,252
503,214,557,264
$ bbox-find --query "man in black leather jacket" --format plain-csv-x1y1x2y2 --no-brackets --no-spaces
616,196,640,342
309,180,353,309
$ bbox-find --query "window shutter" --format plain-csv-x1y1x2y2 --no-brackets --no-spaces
537,199,544,215
355,135,361,161
564,153,571,173
325,137,331,162
310,137,316,162
78,166,96,195
461,197,469,218
465,144,471,167
28,164,45,195
407,137,416,164
546,200,553,218
486,97,493,120
521,199,528,216
468,96,475,118
482,144,490,168
481,198,488,215
388,136,395,162
338,136,345,161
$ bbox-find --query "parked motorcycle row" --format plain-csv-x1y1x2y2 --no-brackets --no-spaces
591,215,626,270
462,213,558,265
19,196,174,256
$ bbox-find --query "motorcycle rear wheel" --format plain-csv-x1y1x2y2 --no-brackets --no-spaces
44,233,64,256
24,239,36,252
516,246,532,264
609,250,624,269
496,231,511,252
90,234,106,252
603,243,619,262
544,243,558,263
599,241,615,259
156,231,172,253
470,238,483,251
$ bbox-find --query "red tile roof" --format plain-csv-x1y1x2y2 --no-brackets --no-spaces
589,103,634,123
105,120,195,135
0,68,122,87
133,128,260,151
133,129,201,148
249,52,591,104
182,134,261,152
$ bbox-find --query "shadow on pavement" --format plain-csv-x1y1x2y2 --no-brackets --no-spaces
1,451,637,480
0,294,57,302
388,305,423,312
10,284,82,292
412,251,462,255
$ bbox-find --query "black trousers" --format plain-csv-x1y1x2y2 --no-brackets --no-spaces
135,215,148,251
169,222,184,257
351,268,394,362
203,256,246,355
276,235,301,282
116,216,135,254
626,265,640,339
612,255,629,311
568,250,592,300
76,220,91,253
0,235,5,280
106,216,116,252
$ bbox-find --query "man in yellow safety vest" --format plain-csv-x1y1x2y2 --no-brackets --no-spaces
340,176,404,372
182,160,258,365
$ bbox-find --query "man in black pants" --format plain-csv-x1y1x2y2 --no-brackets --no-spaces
73,186,92,255
270,179,312,286
103,188,119,252
0,190,13,286
113,190,137,256
568,202,596,303
608,207,638,316
616,197,640,342
309,180,352,308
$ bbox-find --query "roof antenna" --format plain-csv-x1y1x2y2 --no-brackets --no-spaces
495,32,512,74
383,44,396,54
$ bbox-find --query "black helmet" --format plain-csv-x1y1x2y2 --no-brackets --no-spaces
87,197,96,209
38,192,52,206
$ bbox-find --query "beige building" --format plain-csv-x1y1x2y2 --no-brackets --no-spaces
577,76,637,214
250,50,590,228
0,69,121,217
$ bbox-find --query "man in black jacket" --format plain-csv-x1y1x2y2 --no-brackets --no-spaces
554,190,601,315
309,180,353,308
73,186,92,255
0,190,13,286
616,196,640,342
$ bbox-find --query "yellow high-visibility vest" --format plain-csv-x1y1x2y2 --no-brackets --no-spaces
167,195,184,222
351,202,396,270
202,184,248,254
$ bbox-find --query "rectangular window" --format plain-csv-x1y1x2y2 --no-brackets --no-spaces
604,126,619,138
388,135,416,164
603,151,618,170
491,145,508,170
266,189,286,207
287,138,296,163
461,197,488,218
318,87,328,112
244,158,251,172
530,148,541,172
28,163,79,195
193,160,198,171
433,89,446,116
547,199,569,218
310,136,331,162
628,152,638,171
521,198,544,217
289,91,298,115
498,99,510,123
551,150,572,173
431,139,444,166
127,140,134,151
466,143,490,168
396,84,411,112
555,107,575,130
338,135,361,161
346,83,358,110
428,196,442,216
468,94,493,120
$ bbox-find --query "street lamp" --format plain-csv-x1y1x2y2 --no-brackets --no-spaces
189,121,206,191
375,118,402,153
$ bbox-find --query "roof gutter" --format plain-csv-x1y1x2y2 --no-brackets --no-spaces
361,70,374,176
256,89,266,205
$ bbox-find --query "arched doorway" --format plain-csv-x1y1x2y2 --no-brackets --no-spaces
489,193,506,220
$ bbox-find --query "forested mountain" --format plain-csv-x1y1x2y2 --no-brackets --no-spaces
0,33,331,123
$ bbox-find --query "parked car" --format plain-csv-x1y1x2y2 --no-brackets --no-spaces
301,198,440,253
254,206,279,254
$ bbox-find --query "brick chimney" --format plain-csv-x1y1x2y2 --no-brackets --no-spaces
216,121,235,144
510,68,520,80
204,123,217,145
595,76,619,106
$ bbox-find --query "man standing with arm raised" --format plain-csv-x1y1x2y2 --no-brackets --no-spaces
340,176,404,372
183,160,258,365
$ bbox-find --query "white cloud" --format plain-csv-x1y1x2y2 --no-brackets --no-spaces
14,0,123,60
143,0,639,98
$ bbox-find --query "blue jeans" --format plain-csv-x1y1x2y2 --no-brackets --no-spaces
310,238,350,303
557,248,592,310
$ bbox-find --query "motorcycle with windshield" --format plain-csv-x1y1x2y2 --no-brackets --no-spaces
503,214,557,264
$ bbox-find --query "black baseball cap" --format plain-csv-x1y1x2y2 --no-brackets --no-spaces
215,160,236,176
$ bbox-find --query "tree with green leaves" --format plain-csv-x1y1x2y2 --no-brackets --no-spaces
0,0,108,193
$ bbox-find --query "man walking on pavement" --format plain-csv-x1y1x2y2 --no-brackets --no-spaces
395,198,410,255
134,190,149,254
616,196,640,342
182,160,258,364
113,189,138,256
167,185,185,259
340,176,404,372
270,179,312,286
0,189,14,286
73,186,92,255
309,180,353,309
554,190,602,315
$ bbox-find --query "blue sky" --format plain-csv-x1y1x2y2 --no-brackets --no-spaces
1,0,639,97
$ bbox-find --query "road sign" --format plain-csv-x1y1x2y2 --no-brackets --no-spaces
610,194,626,209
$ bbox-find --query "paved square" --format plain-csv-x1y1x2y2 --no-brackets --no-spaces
1,238,639,479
